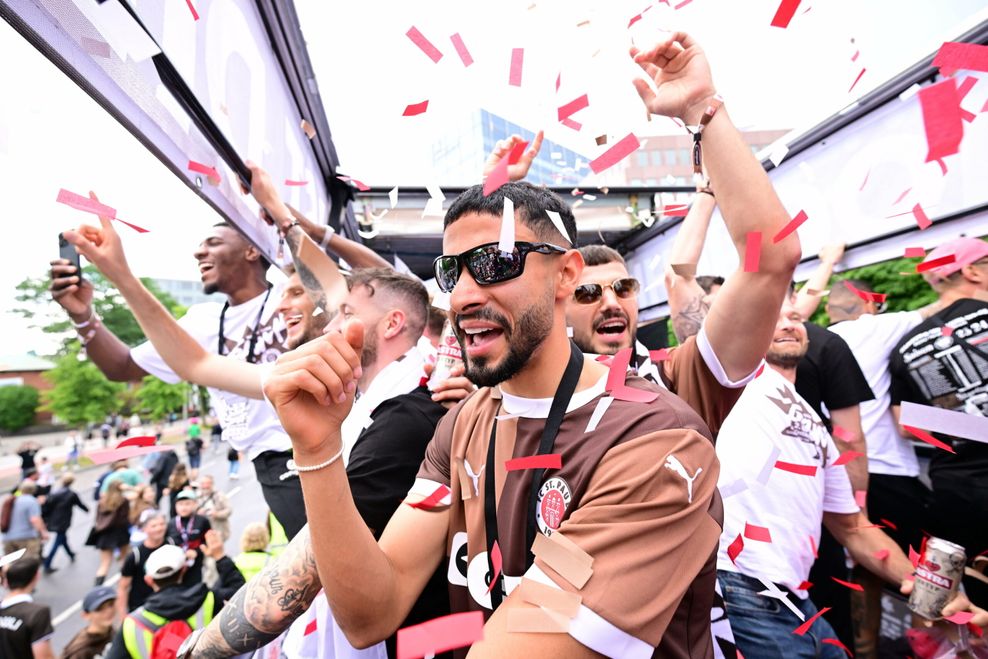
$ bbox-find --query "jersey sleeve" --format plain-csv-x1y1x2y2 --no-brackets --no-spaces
526,428,721,655
820,333,875,410
29,606,54,644
130,303,219,383
414,398,458,489
661,333,748,437
121,550,138,578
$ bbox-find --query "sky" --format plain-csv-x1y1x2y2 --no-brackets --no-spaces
0,0,984,356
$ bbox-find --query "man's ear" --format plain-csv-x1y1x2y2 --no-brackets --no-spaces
244,244,262,264
382,309,407,339
963,262,987,286
556,249,585,302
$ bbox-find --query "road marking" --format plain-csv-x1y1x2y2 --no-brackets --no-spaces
53,572,121,627
226,486,242,498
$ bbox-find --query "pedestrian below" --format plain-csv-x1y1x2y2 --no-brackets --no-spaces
100,422,112,448
209,421,222,454
165,490,211,586
148,449,177,506
118,512,170,620
36,457,55,498
186,419,203,479
88,481,131,586
127,485,156,536
232,522,270,583
226,446,240,480
116,419,129,441
195,476,231,543
16,440,41,480
99,461,142,496
2,480,49,560
60,586,117,659
0,556,54,659
128,413,142,438
164,463,190,519
41,474,89,574
64,431,82,471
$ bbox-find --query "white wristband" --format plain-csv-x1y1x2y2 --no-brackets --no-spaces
320,224,336,250
280,444,344,480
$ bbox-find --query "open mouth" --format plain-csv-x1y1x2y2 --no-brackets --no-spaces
198,263,215,279
462,326,504,349
595,318,627,337
285,314,304,330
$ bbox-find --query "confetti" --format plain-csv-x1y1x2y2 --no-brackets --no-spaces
483,156,510,197
406,27,443,63
916,254,956,273
909,545,921,568
900,402,988,444
336,176,370,191
832,577,864,592
589,133,640,174
775,461,817,476
744,523,772,542
407,483,451,510
945,611,976,625
810,535,818,559
116,435,156,448
509,48,524,87
770,0,801,28
727,534,744,563
0,548,26,569
797,580,814,590
903,425,955,453
854,490,867,508
545,210,572,245
397,612,484,659
772,210,808,243
505,454,563,471
560,117,582,131
843,280,887,304
86,445,174,465
584,396,614,433
822,638,852,657
904,247,926,258
833,451,864,466
595,135,607,146
918,79,963,163
848,68,867,94
402,100,429,116
498,197,515,253
507,140,530,165
880,518,898,531
187,160,220,184
184,0,199,21
558,94,589,122
301,119,316,139
792,606,830,636
649,349,671,362
450,33,473,67
389,187,399,208
285,179,309,187
486,541,502,594
832,426,855,442
933,42,988,73
744,232,762,273
56,188,116,218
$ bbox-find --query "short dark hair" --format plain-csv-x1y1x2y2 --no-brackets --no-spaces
4,556,40,589
426,305,447,337
695,275,725,294
444,182,577,247
347,268,429,341
578,244,625,267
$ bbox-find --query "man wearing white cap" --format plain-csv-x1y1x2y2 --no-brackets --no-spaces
889,236,988,606
105,532,244,658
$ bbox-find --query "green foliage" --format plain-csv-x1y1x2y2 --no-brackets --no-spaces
804,256,936,327
0,386,40,433
43,346,126,425
136,376,190,421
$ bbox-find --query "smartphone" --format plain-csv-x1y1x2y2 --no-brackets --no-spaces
58,233,81,274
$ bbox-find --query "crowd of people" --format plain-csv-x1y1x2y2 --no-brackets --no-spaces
1,29,986,659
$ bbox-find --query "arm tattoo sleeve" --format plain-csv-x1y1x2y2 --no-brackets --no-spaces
194,526,322,657
672,295,710,343
284,226,330,316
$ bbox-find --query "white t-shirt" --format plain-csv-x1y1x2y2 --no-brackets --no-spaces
829,311,924,476
716,367,858,597
131,285,291,460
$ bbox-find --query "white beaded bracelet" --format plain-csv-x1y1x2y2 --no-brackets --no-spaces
280,444,344,480
72,309,98,329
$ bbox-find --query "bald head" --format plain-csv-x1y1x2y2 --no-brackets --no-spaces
826,279,876,322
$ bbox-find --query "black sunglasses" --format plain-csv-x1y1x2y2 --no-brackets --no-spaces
433,241,567,293
573,277,640,304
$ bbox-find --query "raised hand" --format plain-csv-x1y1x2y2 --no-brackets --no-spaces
482,131,544,183
630,32,717,125
61,193,134,286
244,160,292,231
263,320,364,457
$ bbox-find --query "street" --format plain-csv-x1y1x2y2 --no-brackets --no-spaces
25,443,268,652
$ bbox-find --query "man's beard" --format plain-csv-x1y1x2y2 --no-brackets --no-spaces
361,321,380,370
765,345,806,369
286,311,333,351
571,310,635,356
457,291,554,388
203,281,220,295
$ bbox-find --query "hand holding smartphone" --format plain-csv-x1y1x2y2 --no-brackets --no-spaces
58,232,81,274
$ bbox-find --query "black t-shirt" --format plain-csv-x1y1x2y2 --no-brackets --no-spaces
346,386,451,658
796,322,875,428
17,449,37,471
889,298,988,482
121,544,158,612
185,438,204,456
165,514,211,583
0,598,53,657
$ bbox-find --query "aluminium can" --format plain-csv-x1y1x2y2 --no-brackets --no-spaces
427,320,464,391
908,536,967,620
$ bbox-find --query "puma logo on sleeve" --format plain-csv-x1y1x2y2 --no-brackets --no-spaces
664,454,703,504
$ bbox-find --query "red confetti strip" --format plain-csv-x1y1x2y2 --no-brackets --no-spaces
727,533,744,563
589,133,640,174
610,385,658,403
397,611,484,659
772,210,808,243
770,0,801,28
903,425,955,453
407,484,451,510
832,425,855,442
918,79,963,163
933,42,988,73
916,254,956,273
744,231,762,272
558,94,589,122
833,451,864,466
843,280,887,304
934,158,949,176
303,617,318,636
509,48,524,86
945,611,975,625
797,580,814,590
483,155,510,197
560,117,582,131
874,549,890,560
832,577,864,592
848,68,867,93
187,160,220,182
822,638,853,657
406,27,443,63
858,169,870,191
115,218,150,234
606,348,633,391
450,33,473,67
555,72,561,92
854,490,867,508
402,100,429,116
879,518,898,531
485,540,502,594
185,0,199,21
904,247,926,258
628,13,643,28
891,187,912,205
673,0,693,9
810,535,818,559
942,326,954,337
56,188,117,219
337,176,370,191
744,523,772,542
86,445,173,466
793,606,830,635
505,454,563,472
649,349,671,362
775,461,817,476
285,179,309,187
851,50,860,63
507,140,530,165
116,435,156,449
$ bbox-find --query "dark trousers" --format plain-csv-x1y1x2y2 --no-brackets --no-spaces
929,477,988,607
252,450,306,539
44,531,74,569
807,528,854,651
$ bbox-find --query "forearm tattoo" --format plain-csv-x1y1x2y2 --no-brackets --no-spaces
195,527,322,657
672,295,710,343
284,226,330,315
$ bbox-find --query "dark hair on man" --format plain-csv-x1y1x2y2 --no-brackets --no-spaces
346,268,429,341
426,305,448,338
578,244,625,267
4,556,41,589
695,275,725,295
444,182,578,248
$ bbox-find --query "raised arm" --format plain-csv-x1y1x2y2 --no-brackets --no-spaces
62,216,264,399
632,33,801,381
664,190,717,342
793,244,845,320
285,203,393,270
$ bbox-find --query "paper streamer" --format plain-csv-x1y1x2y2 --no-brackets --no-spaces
450,33,473,67
532,532,593,589
116,435,156,448
831,577,864,592
187,160,220,183
933,42,988,73
772,210,808,243
483,155,510,197
545,210,572,245
56,189,117,218
916,254,956,273
499,197,516,253
900,402,988,444
770,0,801,28
406,27,443,63
509,48,524,86
584,396,613,433
744,232,762,273
727,534,744,563
775,461,817,476
744,523,772,542
86,444,173,465
792,606,830,635
558,95,589,122
903,425,956,453
918,79,963,163
403,100,429,116
833,451,864,466
880,518,898,531
396,611,484,659
505,454,563,472
589,133,640,174
285,179,309,187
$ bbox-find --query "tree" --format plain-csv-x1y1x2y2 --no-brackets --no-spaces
0,386,40,434
136,376,190,421
43,346,126,425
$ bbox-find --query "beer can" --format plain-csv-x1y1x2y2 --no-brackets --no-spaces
908,536,967,620
428,320,464,391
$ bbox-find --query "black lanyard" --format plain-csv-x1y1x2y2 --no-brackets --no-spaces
217,285,272,363
484,341,584,610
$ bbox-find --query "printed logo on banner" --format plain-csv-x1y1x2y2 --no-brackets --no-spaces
537,477,572,536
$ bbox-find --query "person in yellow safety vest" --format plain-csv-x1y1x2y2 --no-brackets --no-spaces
233,521,271,583
266,510,289,559
104,530,244,658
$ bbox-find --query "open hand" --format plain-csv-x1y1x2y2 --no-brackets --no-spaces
630,32,717,125
201,530,225,560
61,193,134,286
244,160,292,231
482,131,544,183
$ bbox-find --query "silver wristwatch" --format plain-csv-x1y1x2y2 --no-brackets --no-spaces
176,627,206,659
